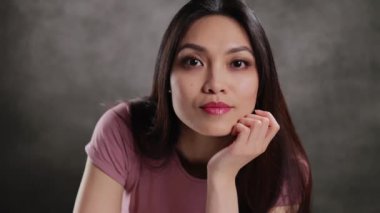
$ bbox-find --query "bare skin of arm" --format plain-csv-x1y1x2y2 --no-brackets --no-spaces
206,110,292,213
73,158,124,213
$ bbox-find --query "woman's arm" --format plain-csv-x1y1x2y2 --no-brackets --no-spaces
206,110,280,213
205,180,300,213
73,158,124,213
206,175,238,213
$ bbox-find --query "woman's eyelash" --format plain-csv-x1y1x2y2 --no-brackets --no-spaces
178,56,252,69
231,60,251,68
180,56,202,67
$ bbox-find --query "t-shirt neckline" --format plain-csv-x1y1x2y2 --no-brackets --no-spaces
172,150,207,184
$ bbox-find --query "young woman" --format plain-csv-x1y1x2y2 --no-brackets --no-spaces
74,0,312,212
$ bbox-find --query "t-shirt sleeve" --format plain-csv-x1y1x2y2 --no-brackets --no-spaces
274,157,310,206
84,104,137,189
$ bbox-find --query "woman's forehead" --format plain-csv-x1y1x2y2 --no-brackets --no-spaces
179,15,251,50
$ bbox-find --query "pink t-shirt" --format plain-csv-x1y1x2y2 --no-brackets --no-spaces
85,101,293,213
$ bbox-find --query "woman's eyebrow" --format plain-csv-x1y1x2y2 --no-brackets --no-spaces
177,43,206,54
226,46,253,55
177,43,254,56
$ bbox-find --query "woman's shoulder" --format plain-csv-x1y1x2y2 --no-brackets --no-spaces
91,100,134,136
87,100,137,157
85,100,140,189
102,100,131,124
95,97,157,149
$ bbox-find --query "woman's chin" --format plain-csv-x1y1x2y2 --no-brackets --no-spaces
180,120,235,137
197,126,233,137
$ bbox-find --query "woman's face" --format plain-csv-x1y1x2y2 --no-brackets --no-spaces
170,15,259,137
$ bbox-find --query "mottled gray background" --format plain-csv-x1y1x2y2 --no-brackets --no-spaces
1,0,379,212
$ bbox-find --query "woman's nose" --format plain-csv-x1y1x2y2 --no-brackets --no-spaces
201,65,226,94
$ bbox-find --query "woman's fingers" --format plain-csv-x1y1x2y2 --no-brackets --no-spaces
232,110,280,156
234,119,260,155
208,110,280,178
244,114,272,141
250,115,270,142
236,117,268,141
232,122,250,147
254,109,280,141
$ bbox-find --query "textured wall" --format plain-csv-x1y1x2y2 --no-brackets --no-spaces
1,0,379,212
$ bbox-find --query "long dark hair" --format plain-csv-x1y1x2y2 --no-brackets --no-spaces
128,0,312,212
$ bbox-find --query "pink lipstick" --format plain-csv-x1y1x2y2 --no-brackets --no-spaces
200,102,232,115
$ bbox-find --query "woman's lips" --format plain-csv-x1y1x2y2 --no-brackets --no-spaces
200,101,232,115
201,107,231,115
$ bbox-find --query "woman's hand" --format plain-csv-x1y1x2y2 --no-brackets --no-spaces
207,109,280,182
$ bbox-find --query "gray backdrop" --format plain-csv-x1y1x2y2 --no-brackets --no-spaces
1,0,379,212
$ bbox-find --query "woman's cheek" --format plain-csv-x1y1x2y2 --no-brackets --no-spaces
237,77,259,98
174,80,196,106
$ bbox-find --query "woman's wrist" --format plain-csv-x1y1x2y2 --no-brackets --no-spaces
207,167,237,186
206,169,239,213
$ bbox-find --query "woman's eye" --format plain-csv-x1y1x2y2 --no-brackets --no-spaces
231,60,249,69
182,57,202,67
